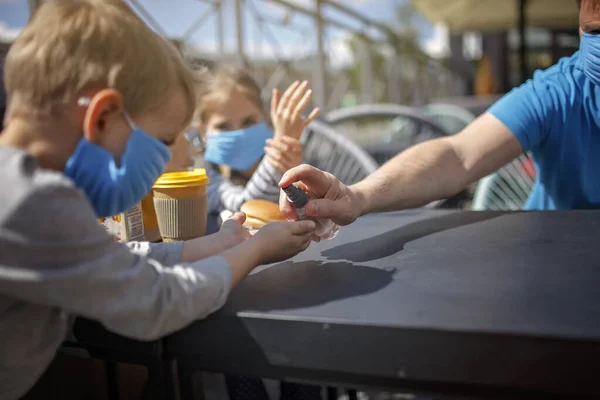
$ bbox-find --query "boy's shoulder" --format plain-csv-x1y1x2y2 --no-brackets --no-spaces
0,147,98,239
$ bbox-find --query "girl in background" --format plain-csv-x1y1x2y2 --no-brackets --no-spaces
195,64,319,218
195,64,322,400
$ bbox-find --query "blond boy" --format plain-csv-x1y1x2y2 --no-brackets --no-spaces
0,1,314,398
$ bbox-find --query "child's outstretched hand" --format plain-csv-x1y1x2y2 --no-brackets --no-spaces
253,220,316,265
218,212,252,248
271,81,320,140
264,136,302,173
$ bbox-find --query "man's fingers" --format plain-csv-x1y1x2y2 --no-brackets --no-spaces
277,81,301,114
304,107,320,126
279,164,332,197
280,192,299,221
304,198,340,220
289,220,316,235
292,89,313,120
270,88,280,117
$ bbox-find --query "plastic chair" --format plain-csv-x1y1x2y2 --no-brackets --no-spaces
301,119,379,186
472,153,536,211
302,120,445,209
423,103,476,134
325,104,449,166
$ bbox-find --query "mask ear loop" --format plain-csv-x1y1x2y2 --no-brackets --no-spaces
123,112,137,131
78,96,137,137
77,97,91,108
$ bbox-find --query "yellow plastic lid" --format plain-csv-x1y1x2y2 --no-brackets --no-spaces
153,168,209,189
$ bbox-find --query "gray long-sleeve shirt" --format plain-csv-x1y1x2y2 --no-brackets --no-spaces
0,147,233,400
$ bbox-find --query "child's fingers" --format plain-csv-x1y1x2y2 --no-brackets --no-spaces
290,220,316,235
267,142,302,168
274,137,303,153
292,89,313,120
270,88,280,116
270,138,303,157
277,81,301,114
266,138,291,153
264,146,282,162
229,212,246,224
299,234,313,251
287,82,309,113
304,107,320,126
276,135,301,145
269,158,287,173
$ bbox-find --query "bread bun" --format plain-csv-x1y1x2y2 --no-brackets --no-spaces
240,199,287,229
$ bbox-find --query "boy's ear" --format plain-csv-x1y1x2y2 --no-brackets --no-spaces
83,89,124,144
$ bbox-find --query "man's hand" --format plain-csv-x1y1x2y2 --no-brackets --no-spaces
279,164,364,226
271,81,320,140
265,136,303,173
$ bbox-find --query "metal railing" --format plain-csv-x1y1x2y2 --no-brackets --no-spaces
125,0,467,112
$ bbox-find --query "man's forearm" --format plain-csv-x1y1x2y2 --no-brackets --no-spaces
351,138,469,215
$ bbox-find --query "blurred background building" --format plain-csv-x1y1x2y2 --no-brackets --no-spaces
1,0,581,113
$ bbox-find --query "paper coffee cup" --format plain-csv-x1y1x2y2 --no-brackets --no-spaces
152,168,209,242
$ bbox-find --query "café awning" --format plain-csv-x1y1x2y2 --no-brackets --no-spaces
411,0,579,32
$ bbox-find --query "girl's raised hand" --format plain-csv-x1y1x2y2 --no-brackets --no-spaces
271,81,320,140
264,136,303,173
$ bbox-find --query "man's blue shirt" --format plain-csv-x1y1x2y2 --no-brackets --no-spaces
489,51,600,209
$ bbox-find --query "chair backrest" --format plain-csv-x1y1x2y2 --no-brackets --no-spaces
423,103,476,134
325,104,449,165
301,120,378,186
472,153,536,211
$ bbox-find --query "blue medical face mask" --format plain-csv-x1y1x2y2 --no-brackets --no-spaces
580,32,600,86
64,98,171,218
203,121,273,171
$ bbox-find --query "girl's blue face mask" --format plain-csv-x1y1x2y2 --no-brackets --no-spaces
64,97,171,218
203,122,273,172
580,32,600,86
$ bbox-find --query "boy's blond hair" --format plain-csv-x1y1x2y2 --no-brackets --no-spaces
195,64,263,124
5,0,197,123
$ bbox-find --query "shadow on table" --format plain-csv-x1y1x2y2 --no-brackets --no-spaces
225,260,395,312
323,211,506,263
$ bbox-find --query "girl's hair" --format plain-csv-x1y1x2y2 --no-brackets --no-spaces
195,64,263,124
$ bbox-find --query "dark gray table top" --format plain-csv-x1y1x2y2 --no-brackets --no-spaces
228,209,600,340
167,210,600,398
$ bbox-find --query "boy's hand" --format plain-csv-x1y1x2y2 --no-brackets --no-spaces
271,81,320,140
253,220,316,265
218,212,252,248
181,212,252,263
264,136,303,173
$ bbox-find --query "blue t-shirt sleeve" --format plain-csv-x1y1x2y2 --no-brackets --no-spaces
488,69,562,152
